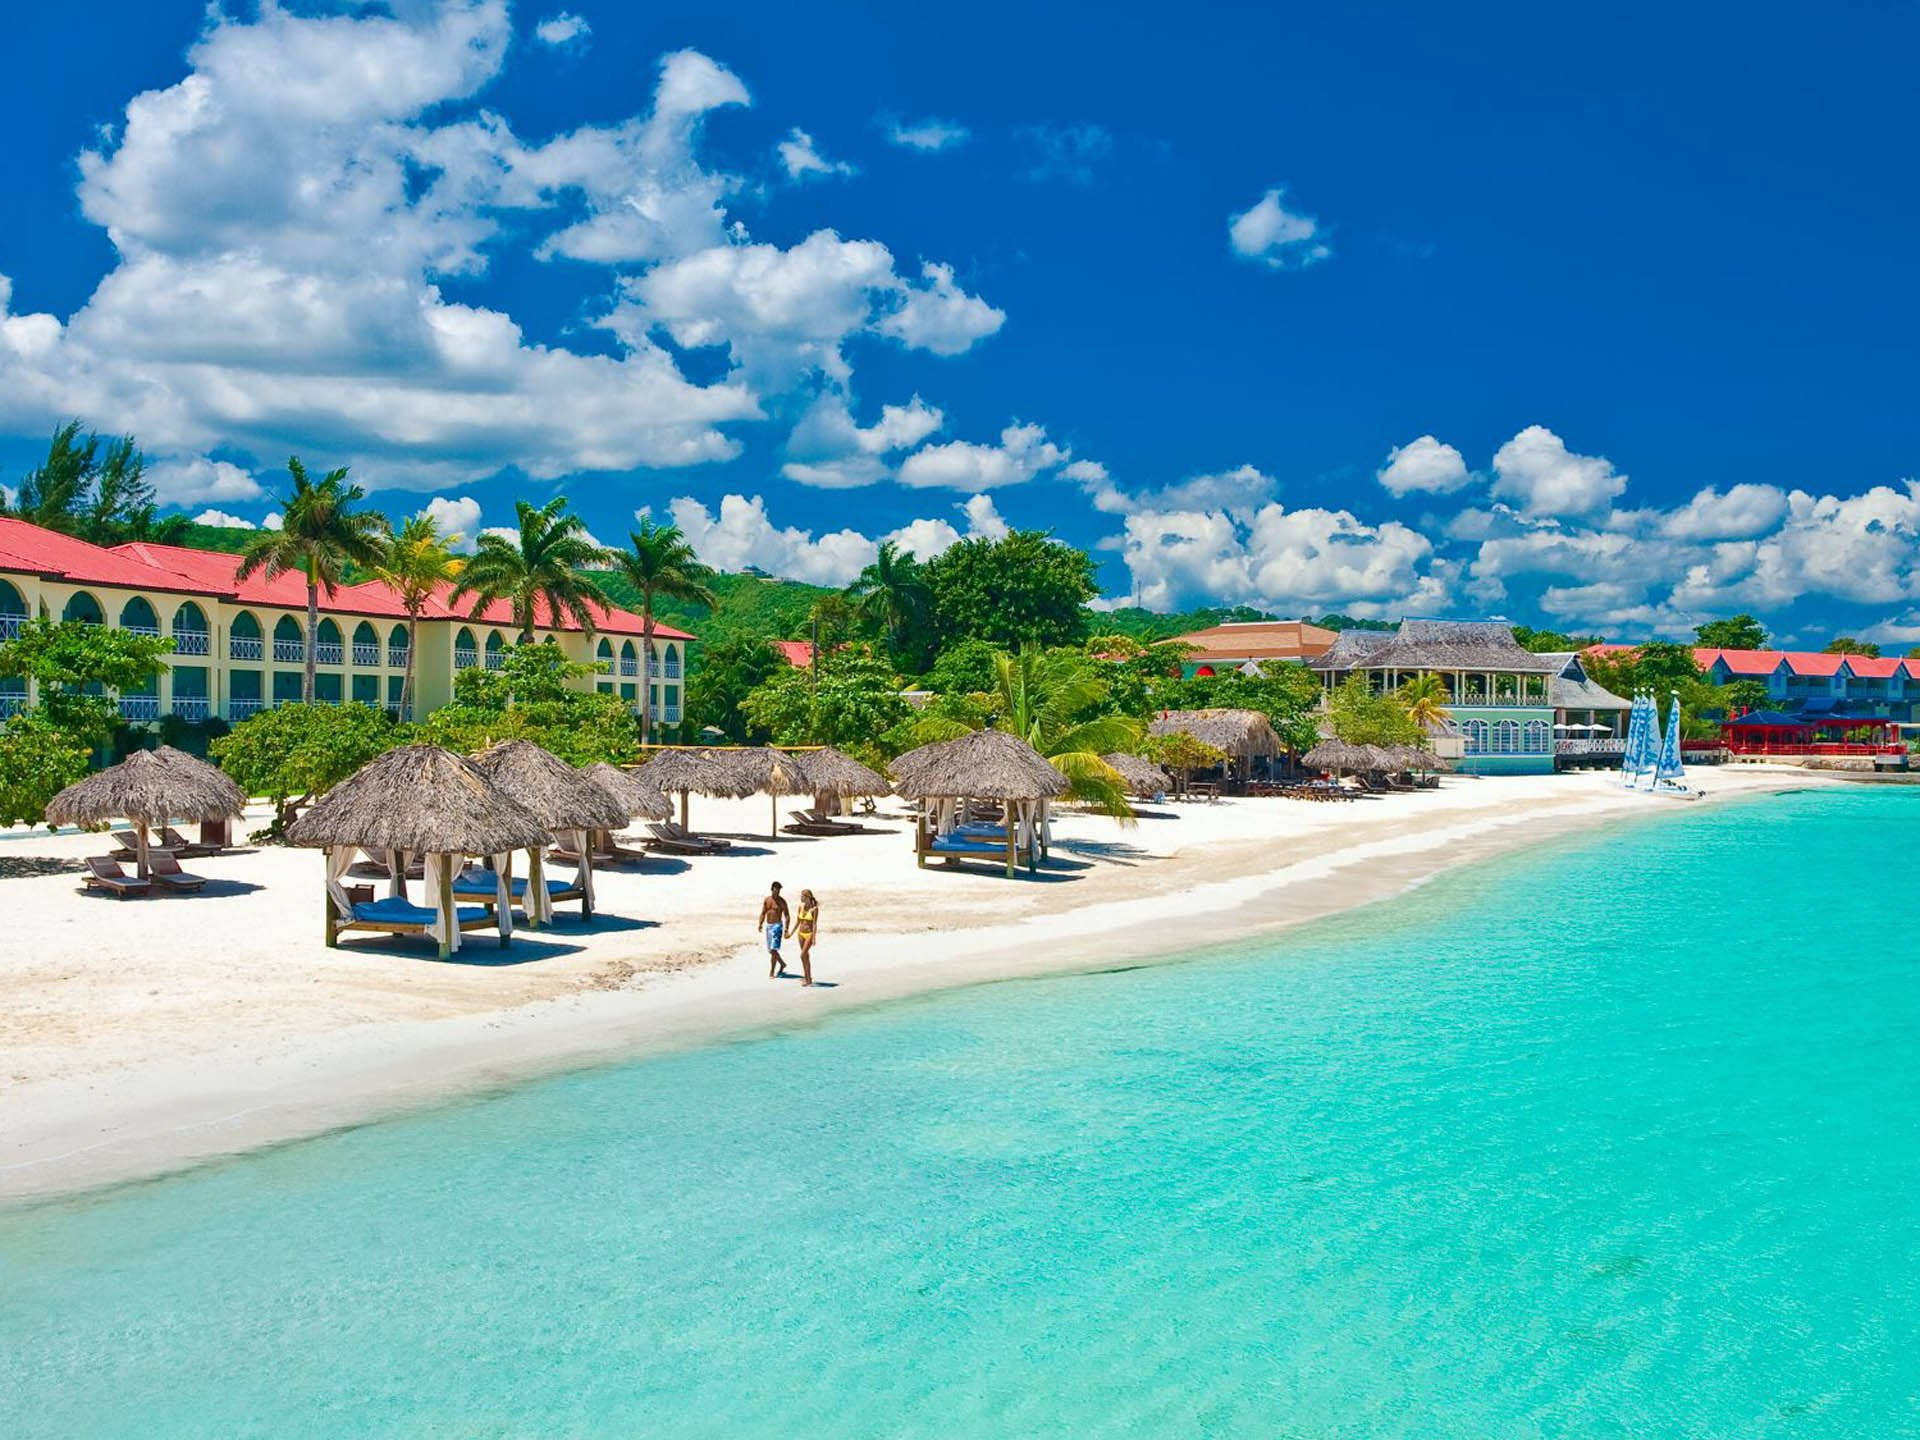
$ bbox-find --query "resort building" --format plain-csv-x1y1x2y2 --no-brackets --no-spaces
1538,652,1633,764
0,517,692,729
1313,620,1560,775
1587,644,1920,723
1167,619,1337,677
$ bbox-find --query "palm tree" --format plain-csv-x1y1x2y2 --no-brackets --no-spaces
911,644,1141,818
611,518,716,745
845,540,930,665
372,514,462,718
1399,671,1451,731
449,497,610,643
236,458,391,703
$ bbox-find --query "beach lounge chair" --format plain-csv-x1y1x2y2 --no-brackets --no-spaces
159,825,221,858
146,851,206,893
451,867,587,913
550,831,649,865
327,896,498,950
108,828,156,860
783,807,869,837
84,856,151,898
644,822,731,855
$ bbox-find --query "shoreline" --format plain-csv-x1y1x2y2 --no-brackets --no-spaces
0,768,1833,1208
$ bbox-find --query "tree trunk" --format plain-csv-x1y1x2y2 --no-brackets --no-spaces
401,613,418,718
304,575,318,705
639,598,655,748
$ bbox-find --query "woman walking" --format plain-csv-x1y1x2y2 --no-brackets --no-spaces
795,889,820,987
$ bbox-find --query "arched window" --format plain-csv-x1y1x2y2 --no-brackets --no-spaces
1463,719,1489,755
454,627,478,669
62,592,105,625
1493,720,1519,754
170,601,209,655
229,610,261,659
387,624,409,668
118,596,159,634
272,615,303,663
484,631,507,670
661,642,681,679
619,639,638,678
351,621,380,666
1523,719,1551,753
0,578,25,641
314,619,343,666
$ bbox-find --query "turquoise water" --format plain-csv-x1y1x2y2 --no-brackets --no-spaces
4,788,1919,1437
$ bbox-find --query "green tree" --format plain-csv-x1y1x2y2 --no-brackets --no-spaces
1510,624,1603,653
0,712,92,827
739,645,910,766
1144,658,1324,756
236,458,391,703
1694,614,1768,650
0,618,175,752
1398,671,1451,731
370,513,462,718
417,640,637,765
684,635,783,743
211,702,407,835
450,497,610,643
1328,674,1421,747
611,518,717,746
1823,637,1880,657
845,539,933,669
924,531,1099,649
1142,729,1228,797
3,422,187,545
924,636,1006,695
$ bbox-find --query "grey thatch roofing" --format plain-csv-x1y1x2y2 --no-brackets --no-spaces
45,748,246,827
154,745,248,813
472,740,631,831
800,747,891,798
1302,739,1370,772
1147,709,1284,758
889,729,1068,800
582,762,674,821
1101,752,1171,797
639,748,718,794
287,745,551,854
1315,620,1558,675
1539,653,1632,712
695,747,819,799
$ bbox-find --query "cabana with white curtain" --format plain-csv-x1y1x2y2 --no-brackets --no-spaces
889,730,1068,878
468,741,631,925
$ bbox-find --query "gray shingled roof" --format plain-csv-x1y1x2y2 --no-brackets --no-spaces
1314,620,1559,674
1540,653,1632,712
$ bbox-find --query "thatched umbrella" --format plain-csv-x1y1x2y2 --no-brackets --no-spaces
639,748,720,830
696,747,819,839
471,741,629,922
152,745,247,849
890,730,1067,877
800,746,891,816
45,748,244,879
1101,752,1171,799
1149,709,1282,787
583,762,673,822
1358,744,1401,773
288,746,548,957
1302,738,1368,774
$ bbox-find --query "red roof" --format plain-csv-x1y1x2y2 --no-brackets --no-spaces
1701,647,1785,676
771,640,815,669
1840,654,1902,678
0,517,690,640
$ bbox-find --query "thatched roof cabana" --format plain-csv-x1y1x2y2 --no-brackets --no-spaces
582,762,673,821
1302,738,1369,773
640,747,719,793
889,730,1066,877
1101,752,1171,799
471,741,630,920
288,745,550,956
1147,709,1283,759
45,748,245,877
801,747,891,799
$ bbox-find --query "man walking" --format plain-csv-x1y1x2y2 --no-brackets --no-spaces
757,881,791,978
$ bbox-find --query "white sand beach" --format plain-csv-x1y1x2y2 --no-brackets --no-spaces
0,767,1826,1203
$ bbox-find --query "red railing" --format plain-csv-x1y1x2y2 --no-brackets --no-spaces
1725,740,1905,756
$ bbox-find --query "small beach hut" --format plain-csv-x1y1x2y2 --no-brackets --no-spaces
890,729,1067,877
1100,752,1172,800
470,740,630,923
699,747,819,839
639,748,719,831
798,746,892,815
1302,738,1368,776
287,745,549,958
44,748,245,880
1148,709,1284,789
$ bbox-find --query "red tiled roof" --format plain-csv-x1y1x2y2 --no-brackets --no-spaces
1780,651,1844,677
1701,647,1785,676
1171,619,1337,662
0,517,690,640
771,640,815,668
1840,655,1902,678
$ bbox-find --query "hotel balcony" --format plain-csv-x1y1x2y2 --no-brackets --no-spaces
454,648,478,670
0,613,24,641
619,658,639,677
647,660,683,680
271,639,305,663
121,624,160,639
314,643,343,666
231,636,264,660
119,694,161,720
351,644,381,667
173,630,210,656
387,646,409,670
228,698,267,719
0,694,27,719
484,651,505,671
172,697,212,722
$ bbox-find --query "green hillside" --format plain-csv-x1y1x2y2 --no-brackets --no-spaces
587,569,829,645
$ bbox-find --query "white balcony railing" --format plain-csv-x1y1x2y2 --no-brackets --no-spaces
120,625,160,638
351,644,381,667
387,648,409,670
119,694,161,720
484,651,505,671
619,658,639,677
454,648,478,670
0,614,24,641
173,630,210,656
231,636,264,660
314,643,343,666
172,697,211,722
272,640,305,663
0,694,27,719
228,698,267,719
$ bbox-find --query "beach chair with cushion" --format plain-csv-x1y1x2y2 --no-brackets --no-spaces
159,826,221,859
84,856,151,899
146,851,206,893
327,896,499,950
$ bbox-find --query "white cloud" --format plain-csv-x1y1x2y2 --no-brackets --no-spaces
1227,187,1330,270
1490,425,1626,518
897,422,1067,491
670,491,1008,583
261,511,283,531
420,495,483,551
533,12,590,48
147,457,261,507
190,508,254,529
1651,483,1790,542
777,128,854,181
1378,435,1472,496
871,262,1006,356
781,392,945,487
888,118,969,152
884,495,1009,559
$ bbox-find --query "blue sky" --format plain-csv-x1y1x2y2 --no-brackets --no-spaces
1,0,1917,643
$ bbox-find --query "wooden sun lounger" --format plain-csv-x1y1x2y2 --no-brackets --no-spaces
84,856,151,898
644,822,730,855
159,826,222,859
146,851,206,893
783,808,870,837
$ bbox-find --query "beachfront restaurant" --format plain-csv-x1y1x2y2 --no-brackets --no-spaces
1722,710,1905,758
1313,620,1559,775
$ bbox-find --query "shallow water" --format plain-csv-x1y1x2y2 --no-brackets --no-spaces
4,788,1918,1437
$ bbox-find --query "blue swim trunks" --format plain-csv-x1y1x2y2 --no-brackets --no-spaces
764,922,784,950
